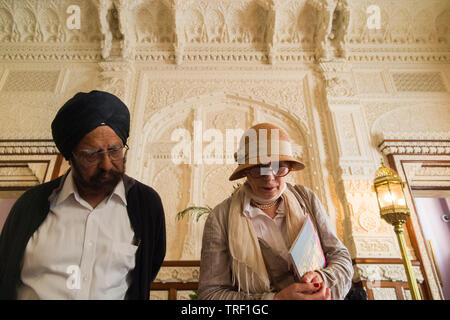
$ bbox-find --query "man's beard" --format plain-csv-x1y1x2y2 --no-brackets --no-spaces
71,159,125,197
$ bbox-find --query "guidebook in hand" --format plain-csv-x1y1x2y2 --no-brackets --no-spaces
288,214,326,279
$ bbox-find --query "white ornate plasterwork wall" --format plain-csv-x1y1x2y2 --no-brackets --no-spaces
128,68,322,259
1,0,449,299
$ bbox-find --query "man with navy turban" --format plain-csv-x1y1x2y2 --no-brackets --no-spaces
0,91,166,300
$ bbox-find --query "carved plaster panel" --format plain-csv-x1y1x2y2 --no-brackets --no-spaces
142,78,309,131
150,161,191,260
371,104,450,144
353,235,402,259
371,287,397,300
341,179,405,258
98,60,134,106
354,264,424,283
379,141,450,157
0,63,100,140
2,0,448,63
154,266,199,283
346,0,450,46
392,71,447,93
0,0,102,43
149,291,169,300
0,163,39,188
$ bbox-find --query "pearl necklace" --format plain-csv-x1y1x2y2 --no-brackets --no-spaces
250,198,280,210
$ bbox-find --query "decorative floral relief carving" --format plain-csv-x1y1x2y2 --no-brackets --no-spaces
326,76,354,97
354,264,424,283
146,79,308,127
392,72,447,93
149,291,168,300
0,140,57,155
371,287,397,300
143,78,309,131
371,104,450,144
354,236,400,258
342,180,392,235
154,266,200,283
379,140,450,156
0,0,102,43
347,0,450,46
1,0,449,63
98,61,134,104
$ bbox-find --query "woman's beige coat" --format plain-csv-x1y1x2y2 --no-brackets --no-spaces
198,183,354,300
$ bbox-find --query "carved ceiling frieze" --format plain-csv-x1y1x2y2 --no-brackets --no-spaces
0,0,448,63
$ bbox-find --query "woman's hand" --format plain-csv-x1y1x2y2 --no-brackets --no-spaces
301,271,324,286
273,282,331,300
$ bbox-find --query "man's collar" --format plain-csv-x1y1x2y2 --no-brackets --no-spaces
52,170,75,207
112,177,127,206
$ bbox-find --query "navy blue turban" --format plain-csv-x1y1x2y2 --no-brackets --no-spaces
51,90,130,160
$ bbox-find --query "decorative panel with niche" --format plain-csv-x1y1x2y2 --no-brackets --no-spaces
136,86,312,260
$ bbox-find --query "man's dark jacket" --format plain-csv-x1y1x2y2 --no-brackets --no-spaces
0,172,166,300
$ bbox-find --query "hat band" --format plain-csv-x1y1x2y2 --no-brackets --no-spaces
236,140,293,164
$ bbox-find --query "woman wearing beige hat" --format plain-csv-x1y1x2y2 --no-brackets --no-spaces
198,123,353,300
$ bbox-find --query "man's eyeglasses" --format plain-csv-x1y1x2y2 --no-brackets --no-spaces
246,163,290,178
72,145,128,164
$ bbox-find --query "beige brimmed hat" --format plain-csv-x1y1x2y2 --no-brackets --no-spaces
229,123,305,181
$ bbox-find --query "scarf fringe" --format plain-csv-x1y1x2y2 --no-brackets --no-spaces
231,259,271,294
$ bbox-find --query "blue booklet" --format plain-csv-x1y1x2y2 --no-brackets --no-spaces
288,215,326,279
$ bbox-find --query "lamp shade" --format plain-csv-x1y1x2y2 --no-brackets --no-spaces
373,162,410,225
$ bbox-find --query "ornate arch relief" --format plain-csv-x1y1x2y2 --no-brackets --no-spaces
134,77,320,259
140,77,310,132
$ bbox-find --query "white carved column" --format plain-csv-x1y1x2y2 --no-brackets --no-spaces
318,61,402,261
